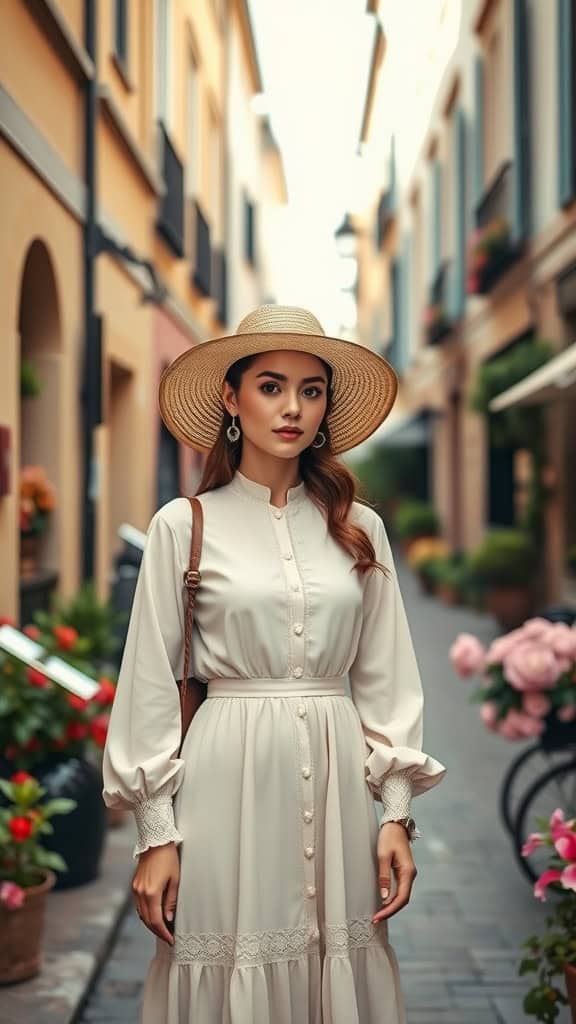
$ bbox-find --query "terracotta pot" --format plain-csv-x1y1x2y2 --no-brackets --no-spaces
19,534,40,579
0,870,55,984
564,962,576,1024
486,586,534,631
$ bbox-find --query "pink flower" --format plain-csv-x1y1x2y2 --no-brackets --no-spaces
496,712,524,740
521,618,554,640
557,705,576,723
449,634,486,677
504,642,562,692
486,630,524,665
522,693,552,718
497,709,545,740
555,830,576,862
522,832,546,857
561,863,576,892
0,881,25,909
545,623,576,660
480,701,499,730
534,868,563,901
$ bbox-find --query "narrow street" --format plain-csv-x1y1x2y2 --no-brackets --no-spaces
80,557,570,1024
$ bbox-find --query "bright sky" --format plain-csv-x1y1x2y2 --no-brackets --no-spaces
248,0,374,331
247,0,461,334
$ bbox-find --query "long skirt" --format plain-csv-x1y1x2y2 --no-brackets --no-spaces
140,677,407,1024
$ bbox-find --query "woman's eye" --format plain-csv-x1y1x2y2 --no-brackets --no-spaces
303,386,323,398
260,382,280,394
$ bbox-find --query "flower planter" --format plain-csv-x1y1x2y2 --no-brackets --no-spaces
0,870,55,984
485,586,535,631
35,757,107,889
564,963,576,1024
19,534,40,579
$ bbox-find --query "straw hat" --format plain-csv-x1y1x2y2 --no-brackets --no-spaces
159,305,398,455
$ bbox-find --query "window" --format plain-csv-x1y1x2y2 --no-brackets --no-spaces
186,61,199,197
244,192,256,267
114,0,128,67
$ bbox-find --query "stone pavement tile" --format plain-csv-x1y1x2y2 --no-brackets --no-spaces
407,1011,500,1023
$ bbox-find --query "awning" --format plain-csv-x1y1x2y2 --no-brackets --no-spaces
368,410,432,448
489,343,576,411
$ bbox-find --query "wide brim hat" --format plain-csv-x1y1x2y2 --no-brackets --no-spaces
159,305,398,455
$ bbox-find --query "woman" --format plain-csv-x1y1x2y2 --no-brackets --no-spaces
103,304,447,1024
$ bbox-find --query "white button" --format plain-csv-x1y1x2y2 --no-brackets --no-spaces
302,766,311,779
306,885,316,898
283,552,293,561
303,810,313,823
273,509,283,519
304,845,315,859
291,583,300,592
293,623,303,635
293,666,303,678
311,928,320,941
297,704,306,718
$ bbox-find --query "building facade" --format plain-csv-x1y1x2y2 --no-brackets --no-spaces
0,0,286,620
354,0,576,602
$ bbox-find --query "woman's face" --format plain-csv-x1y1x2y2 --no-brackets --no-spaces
222,350,329,460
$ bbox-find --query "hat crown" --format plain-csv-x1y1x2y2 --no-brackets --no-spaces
236,304,326,338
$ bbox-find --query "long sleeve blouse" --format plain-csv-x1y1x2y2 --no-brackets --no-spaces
102,472,446,856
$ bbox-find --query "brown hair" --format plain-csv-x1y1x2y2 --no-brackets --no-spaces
195,354,385,576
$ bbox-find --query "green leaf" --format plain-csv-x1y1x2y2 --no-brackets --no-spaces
519,958,539,975
35,849,67,872
43,798,77,816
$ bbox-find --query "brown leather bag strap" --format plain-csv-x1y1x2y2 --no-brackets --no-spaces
180,496,203,710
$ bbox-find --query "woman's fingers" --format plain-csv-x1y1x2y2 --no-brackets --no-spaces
163,873,180,926
373,851,417,924
142,892,175,945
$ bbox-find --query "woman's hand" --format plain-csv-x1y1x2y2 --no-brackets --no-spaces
372,822,417,924
132,842,180,945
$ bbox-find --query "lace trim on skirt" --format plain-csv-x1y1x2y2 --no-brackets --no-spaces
171,916,386,967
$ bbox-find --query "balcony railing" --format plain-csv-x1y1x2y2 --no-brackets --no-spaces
156,123,185,257
212,248,228,325
425,261,454,345
191,200,211,297
376,188,394,248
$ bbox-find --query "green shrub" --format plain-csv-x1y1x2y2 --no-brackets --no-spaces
394,500,439,541
468,530,536,588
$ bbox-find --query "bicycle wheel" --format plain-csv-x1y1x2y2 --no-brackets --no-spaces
499,743,571,834
512,759,576,883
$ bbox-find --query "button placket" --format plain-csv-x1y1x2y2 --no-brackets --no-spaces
269,507,306,679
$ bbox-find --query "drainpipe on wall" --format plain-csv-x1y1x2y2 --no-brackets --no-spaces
81,0,101,582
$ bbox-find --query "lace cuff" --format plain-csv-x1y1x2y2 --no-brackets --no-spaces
379,768,422,842
132,779,183,859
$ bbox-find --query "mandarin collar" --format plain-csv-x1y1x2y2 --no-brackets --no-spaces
229,471,307,507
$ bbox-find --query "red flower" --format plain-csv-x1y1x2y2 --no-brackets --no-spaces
90,714,110,748
23,624,41,640
66,721,88,742
24,737,41,752
27,667,51,689
9,816,33,842
95,678,116,706
67,693,88,712
10,771,34,786
53,625,79,651
0,616,15,627
4,746,20,761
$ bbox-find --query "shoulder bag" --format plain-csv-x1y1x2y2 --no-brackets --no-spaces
177,495,206,749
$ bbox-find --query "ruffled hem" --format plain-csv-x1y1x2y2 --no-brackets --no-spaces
140,935,405,1024
365,745,447,798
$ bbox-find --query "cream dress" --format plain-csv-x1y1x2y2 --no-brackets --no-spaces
102,471,446,1024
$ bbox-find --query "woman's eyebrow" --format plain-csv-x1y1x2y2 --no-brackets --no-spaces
255,371,327,384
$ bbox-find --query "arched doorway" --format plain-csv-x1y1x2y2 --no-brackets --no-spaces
18,239,63,583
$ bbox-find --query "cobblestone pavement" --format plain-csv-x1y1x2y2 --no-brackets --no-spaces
79,559,571,1023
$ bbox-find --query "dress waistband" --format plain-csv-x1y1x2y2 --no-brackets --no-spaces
206,676,347,698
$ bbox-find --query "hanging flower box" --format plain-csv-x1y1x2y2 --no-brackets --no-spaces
467,218,518,295
424,303,452,345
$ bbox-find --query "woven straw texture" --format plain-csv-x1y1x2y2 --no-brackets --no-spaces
158,305,398,454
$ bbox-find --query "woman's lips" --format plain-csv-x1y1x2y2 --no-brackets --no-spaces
274,429,303,439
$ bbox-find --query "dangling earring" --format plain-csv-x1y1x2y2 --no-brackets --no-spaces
312,431,326,449
226,415,241,443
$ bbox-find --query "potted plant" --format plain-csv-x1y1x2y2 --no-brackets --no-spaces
394,500,440,554
0,771,76,983
429,553,470,607
467,217,516,295
518,808,576,1023
0,634,115,888
423,302,452,345
449,617,576,744
19,466,56,578
468,529,537,629
405,537,452,595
